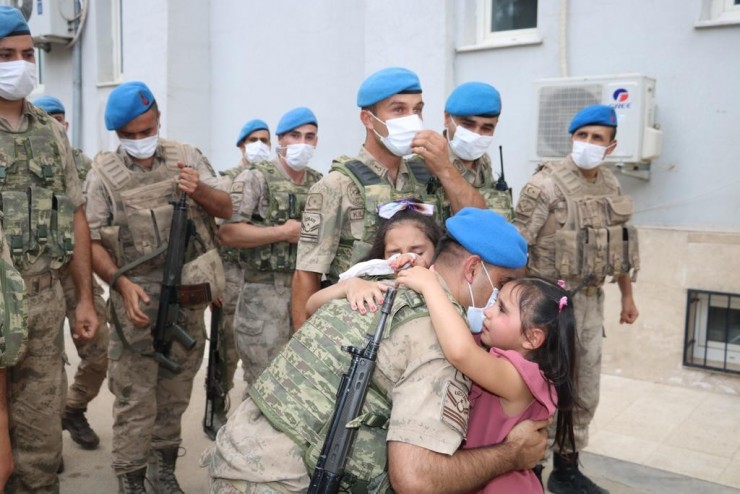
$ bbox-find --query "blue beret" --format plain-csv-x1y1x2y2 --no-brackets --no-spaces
276,107,317,136
235,119,270,147
445,82,502,117
33,96,66,115
568,104,617,134
356,67,422,107
104,81,156,131
446,208,527,269
0,6,30,39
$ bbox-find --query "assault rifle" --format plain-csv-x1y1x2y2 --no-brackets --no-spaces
152,193,205,373
203,303,225,440
308,287,397,494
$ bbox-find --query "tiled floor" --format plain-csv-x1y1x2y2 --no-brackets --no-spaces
586,374,740,490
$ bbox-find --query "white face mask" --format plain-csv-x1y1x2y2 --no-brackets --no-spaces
571,140,607,170
281,143,314,171
0,60,37,101
244,141,271,163
371,113,423,157
466,264,498,334
119,135,159,159
448,120,493,161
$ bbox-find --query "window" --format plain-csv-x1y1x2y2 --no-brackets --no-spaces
458,0,541,52
696,0,740,28
684,289,740,374
96,0,123,85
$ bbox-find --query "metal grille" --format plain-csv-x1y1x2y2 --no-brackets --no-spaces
684,289,740,375
536,85,602,158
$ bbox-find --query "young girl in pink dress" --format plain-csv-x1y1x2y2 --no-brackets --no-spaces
397,270,578,494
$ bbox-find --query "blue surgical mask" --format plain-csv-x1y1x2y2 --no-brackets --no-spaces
466,264,498,334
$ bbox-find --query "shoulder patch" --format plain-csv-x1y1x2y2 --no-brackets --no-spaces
347,182,363,207
305,193,323,211
441,379,470,436
348,208,364,222
522,183,542,200
300,212,321,243
230,181,245,195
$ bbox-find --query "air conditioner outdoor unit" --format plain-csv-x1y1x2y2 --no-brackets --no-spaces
533,74,662,167
24,0,75,44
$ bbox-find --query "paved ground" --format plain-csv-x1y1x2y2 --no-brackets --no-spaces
58,328,740,493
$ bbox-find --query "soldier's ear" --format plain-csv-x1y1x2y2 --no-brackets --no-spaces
462,255,481,284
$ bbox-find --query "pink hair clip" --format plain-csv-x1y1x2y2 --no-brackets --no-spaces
558,296,568,313
557,279,566,289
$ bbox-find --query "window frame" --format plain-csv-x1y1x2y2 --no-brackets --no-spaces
684,289,740,375
696,0,740,28
96,0,123,86
458,0,542,53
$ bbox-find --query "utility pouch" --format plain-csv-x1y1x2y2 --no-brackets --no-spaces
120,180,176,257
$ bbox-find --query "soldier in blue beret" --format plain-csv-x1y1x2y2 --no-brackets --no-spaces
85,81,232,491
0,5,100,492
442,81,515,221
514,103,638,494
291,67,488,330
218,106,322,415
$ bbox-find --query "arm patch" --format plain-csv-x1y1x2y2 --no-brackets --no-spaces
440,380,470,436
300,212,321,243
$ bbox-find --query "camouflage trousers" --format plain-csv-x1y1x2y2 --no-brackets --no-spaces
201,399,308,493
551,288,605,454
107,277,206,474
7,275,66,493
59,266,110,410
233,271,293,390
218,261,243,393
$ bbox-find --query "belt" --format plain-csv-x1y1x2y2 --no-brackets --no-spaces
580,286,601,297
23,271,56,296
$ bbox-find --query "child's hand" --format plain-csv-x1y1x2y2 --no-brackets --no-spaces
345,278,389,315
395,265,437,293
388,252,428,271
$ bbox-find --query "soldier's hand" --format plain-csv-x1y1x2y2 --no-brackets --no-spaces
278,219,301,244
620,296,639,324
116,277,151,327
411,130,453,177
177,161,200,195
504,418,548,471
73,299,100,341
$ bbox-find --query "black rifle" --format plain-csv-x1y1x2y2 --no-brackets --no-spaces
495,145,511,196
308,287,397,494
203,304,225,440
151,194,203,373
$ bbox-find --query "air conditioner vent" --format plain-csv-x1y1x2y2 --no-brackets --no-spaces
537,84,602,158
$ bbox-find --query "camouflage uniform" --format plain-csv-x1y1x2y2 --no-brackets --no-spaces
446,147,514,220
215,163,246,393
85,140,220,475
61,149,110,413
228,160,321,387
296,146,428,283
202,279,471,492
514,155,639,453
0,226,28,368
0,101,84,493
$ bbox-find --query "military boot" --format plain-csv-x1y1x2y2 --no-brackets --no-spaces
62,406,100,449
147,447,184,494
547,452,609,494
117,467,147,494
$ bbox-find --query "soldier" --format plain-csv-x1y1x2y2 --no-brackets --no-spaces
443,81,514,220
514,104,640,494
33,95,110,450
202,208,547,492
291,67,488,330
85,81,230,493
0,7,99,493
0,225,29,491
218,107,322,389
208,119,272,433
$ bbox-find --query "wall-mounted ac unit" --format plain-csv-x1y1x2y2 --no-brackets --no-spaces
22,0,75,44
533,74,663,168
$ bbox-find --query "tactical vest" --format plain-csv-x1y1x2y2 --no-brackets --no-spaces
249,286,465,493
72,148,92,182
238,161,321,272
0,106,76,271
217,164,246,266
0,237,28,367
543,161,639,284
329,156,437,281
93,140,218,276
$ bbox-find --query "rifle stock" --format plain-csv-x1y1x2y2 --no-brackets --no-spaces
308,287,397,494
